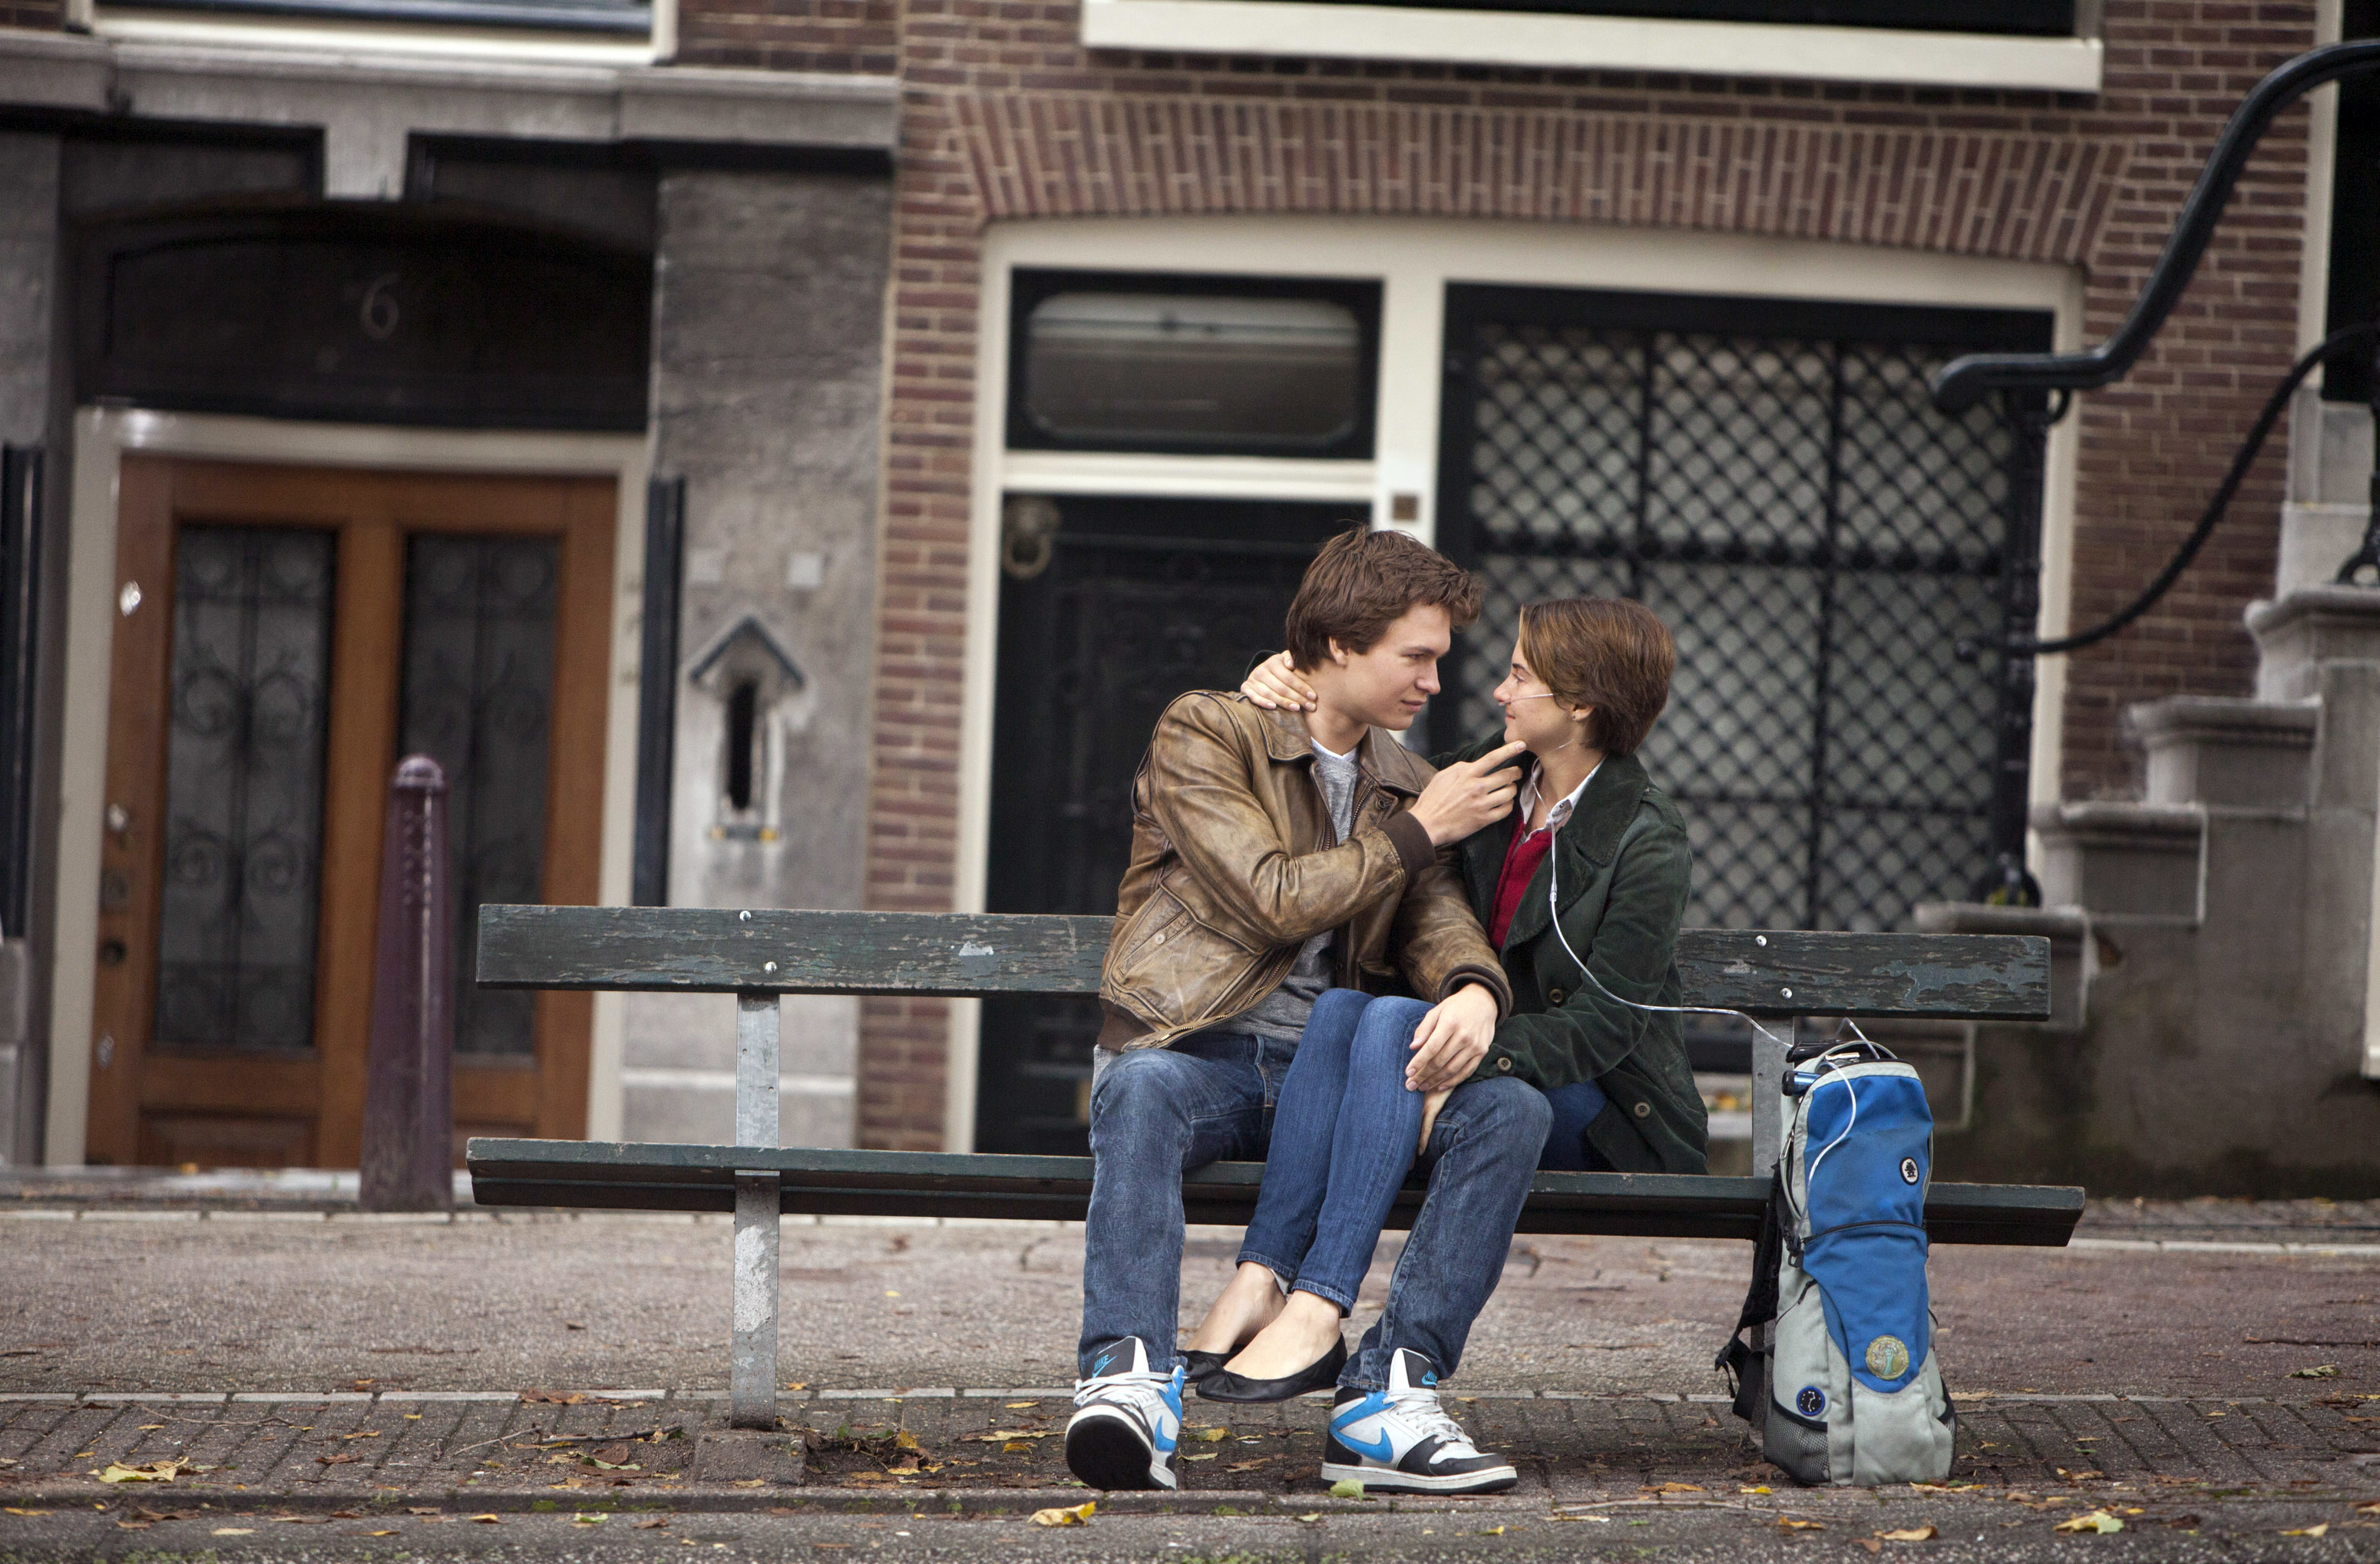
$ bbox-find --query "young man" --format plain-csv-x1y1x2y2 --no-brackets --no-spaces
1064,527,1553,1495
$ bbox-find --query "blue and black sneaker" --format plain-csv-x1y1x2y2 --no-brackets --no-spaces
1064,1337,1184,1491
1321,1348,1516,1494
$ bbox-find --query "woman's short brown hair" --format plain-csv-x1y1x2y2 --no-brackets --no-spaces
1516,597,1675,756
1285,527,1482,670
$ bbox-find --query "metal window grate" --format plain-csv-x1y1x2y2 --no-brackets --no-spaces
1436,288,2049,932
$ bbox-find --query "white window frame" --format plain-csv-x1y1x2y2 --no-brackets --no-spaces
1078,1,2103,94
43,408,651,1165
948,213,2083,1150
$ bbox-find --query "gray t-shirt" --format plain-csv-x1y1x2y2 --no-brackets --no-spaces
1241,741,1362,1043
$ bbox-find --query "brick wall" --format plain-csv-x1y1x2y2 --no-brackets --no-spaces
674,0,897,73
672,0,2325,1145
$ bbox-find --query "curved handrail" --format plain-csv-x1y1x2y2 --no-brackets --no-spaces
1932,38,2380,413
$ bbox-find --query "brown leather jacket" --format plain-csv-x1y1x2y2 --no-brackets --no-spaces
1097,692,1513,1050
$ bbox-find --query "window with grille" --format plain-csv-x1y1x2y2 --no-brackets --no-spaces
1433,286,2051,933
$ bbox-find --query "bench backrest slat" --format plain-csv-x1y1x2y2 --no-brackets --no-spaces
477,906,2049,1020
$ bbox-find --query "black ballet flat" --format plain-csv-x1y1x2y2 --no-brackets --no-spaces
1195,1338,1347,1403
1181,1348,1231,1389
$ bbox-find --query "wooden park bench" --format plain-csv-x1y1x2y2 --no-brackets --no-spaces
465,906,2081,1428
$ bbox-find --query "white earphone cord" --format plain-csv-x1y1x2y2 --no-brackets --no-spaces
1541,844,1873,1062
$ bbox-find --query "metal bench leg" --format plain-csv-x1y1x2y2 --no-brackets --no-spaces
1751,1016,1791,1179
730,990,781,1430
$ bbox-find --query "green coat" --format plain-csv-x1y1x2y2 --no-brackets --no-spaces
1443,743,1709,1175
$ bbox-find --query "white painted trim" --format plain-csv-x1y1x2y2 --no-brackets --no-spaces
2302,0,2346,366
94,11,656,66
45,408,649,1166
2028,266,2091,851
951,213,2084,1146
1079,0,2104,93
1000,452,1375,503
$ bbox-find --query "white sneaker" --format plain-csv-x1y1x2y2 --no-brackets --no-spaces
1321,1348,1517,1494
1064,1337,1184,1491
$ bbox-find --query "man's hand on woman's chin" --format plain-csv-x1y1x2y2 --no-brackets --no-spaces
1406,982,1500,1094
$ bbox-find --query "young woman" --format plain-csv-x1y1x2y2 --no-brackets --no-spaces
1186,597,1705,1401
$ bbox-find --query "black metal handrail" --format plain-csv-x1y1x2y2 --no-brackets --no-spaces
1932,38,2380,413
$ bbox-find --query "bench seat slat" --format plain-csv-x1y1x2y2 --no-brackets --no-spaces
475,907,2051,1020
466,1139,2084,1247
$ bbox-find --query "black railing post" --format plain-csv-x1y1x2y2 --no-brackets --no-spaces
361,756,455,1213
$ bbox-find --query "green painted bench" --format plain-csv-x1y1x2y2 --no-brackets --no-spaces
464,905,2080,1427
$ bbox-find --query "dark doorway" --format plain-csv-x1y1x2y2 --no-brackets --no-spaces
977,495,1357,1155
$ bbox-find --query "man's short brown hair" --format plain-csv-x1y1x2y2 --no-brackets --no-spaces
1285,528,1482,671
1516,597,1675,756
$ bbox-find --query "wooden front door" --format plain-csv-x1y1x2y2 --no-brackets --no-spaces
87,458,616,1169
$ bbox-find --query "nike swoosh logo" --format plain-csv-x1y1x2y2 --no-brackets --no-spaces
1336,1427,1395,1461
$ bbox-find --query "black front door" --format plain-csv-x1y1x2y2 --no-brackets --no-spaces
979,495,1355,1155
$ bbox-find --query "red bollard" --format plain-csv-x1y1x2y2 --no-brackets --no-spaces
360,756,455,1213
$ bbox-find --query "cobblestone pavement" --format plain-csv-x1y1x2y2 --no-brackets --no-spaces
0,1196,2375,1556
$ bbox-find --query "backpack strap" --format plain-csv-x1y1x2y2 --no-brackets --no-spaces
1714,1162,1792,1423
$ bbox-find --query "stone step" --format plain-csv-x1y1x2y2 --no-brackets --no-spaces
2125,694,2317,808
2246,584,2380,700
2030,802,2202,923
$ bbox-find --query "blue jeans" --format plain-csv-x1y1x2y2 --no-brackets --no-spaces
1080,997,1552,1391
1538,1078,1611,1171
1238,989,1432,1313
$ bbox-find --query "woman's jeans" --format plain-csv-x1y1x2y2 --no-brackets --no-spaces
1537,1079,1611,1171
1079,994,1551,1390
1238,989,1434,1313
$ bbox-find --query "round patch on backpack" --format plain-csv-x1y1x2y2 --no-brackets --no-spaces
1899,1156,1920,1185
1866,1335,1910,1380
1795,1386,1826,1419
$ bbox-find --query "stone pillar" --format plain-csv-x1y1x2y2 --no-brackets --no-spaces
624,167,891,1150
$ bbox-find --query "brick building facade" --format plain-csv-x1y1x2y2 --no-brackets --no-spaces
692,0,2329,1149
0,0,2361,1166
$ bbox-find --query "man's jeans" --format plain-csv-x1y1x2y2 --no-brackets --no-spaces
1079,1019,1552,1392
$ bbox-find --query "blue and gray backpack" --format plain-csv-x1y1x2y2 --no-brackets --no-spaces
1717,1040,1956,1486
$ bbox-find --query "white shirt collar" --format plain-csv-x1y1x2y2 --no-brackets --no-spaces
1519,758,1600,838
1311,739,1360,764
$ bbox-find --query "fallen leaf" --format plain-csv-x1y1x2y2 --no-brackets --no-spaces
1295,1513,1321,1523
367,1529,398,1536
1180,1453,1217,1461
1329,1479,1365,1499
574,1513,609,1525
521,1390,586,1405
1225,1459,1271,1472
1856,1543,1880,1556
408,1507,441,1515
1193,1427,1230,1443
1005,1401,1037,1409
1030,1502,1095,1527
1001,1441,1033,1453
2053,1511,2123,1534
566,1321,587,1331
1739,1485,1772,1494
93,1459,187,1483
1479,1525,1507,1535
894,1430,921,1451
783,1383,808,1392
2290,1365,2340,1379
634,1516,670,1529
137,1424,166,1431
212,1528,255,1536
316,1453,362,1466
341,1430,382,1440
1777,1517,1825,1530
2359,1503,2380,1516
2,1509,46,1517
329,1511,362,1519
1879,1525,1939,1541
1645,1482,1704,1494
2281,1525,2330,1538
469,1513,502,1524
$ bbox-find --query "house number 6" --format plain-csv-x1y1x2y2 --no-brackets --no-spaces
360,272,402,341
